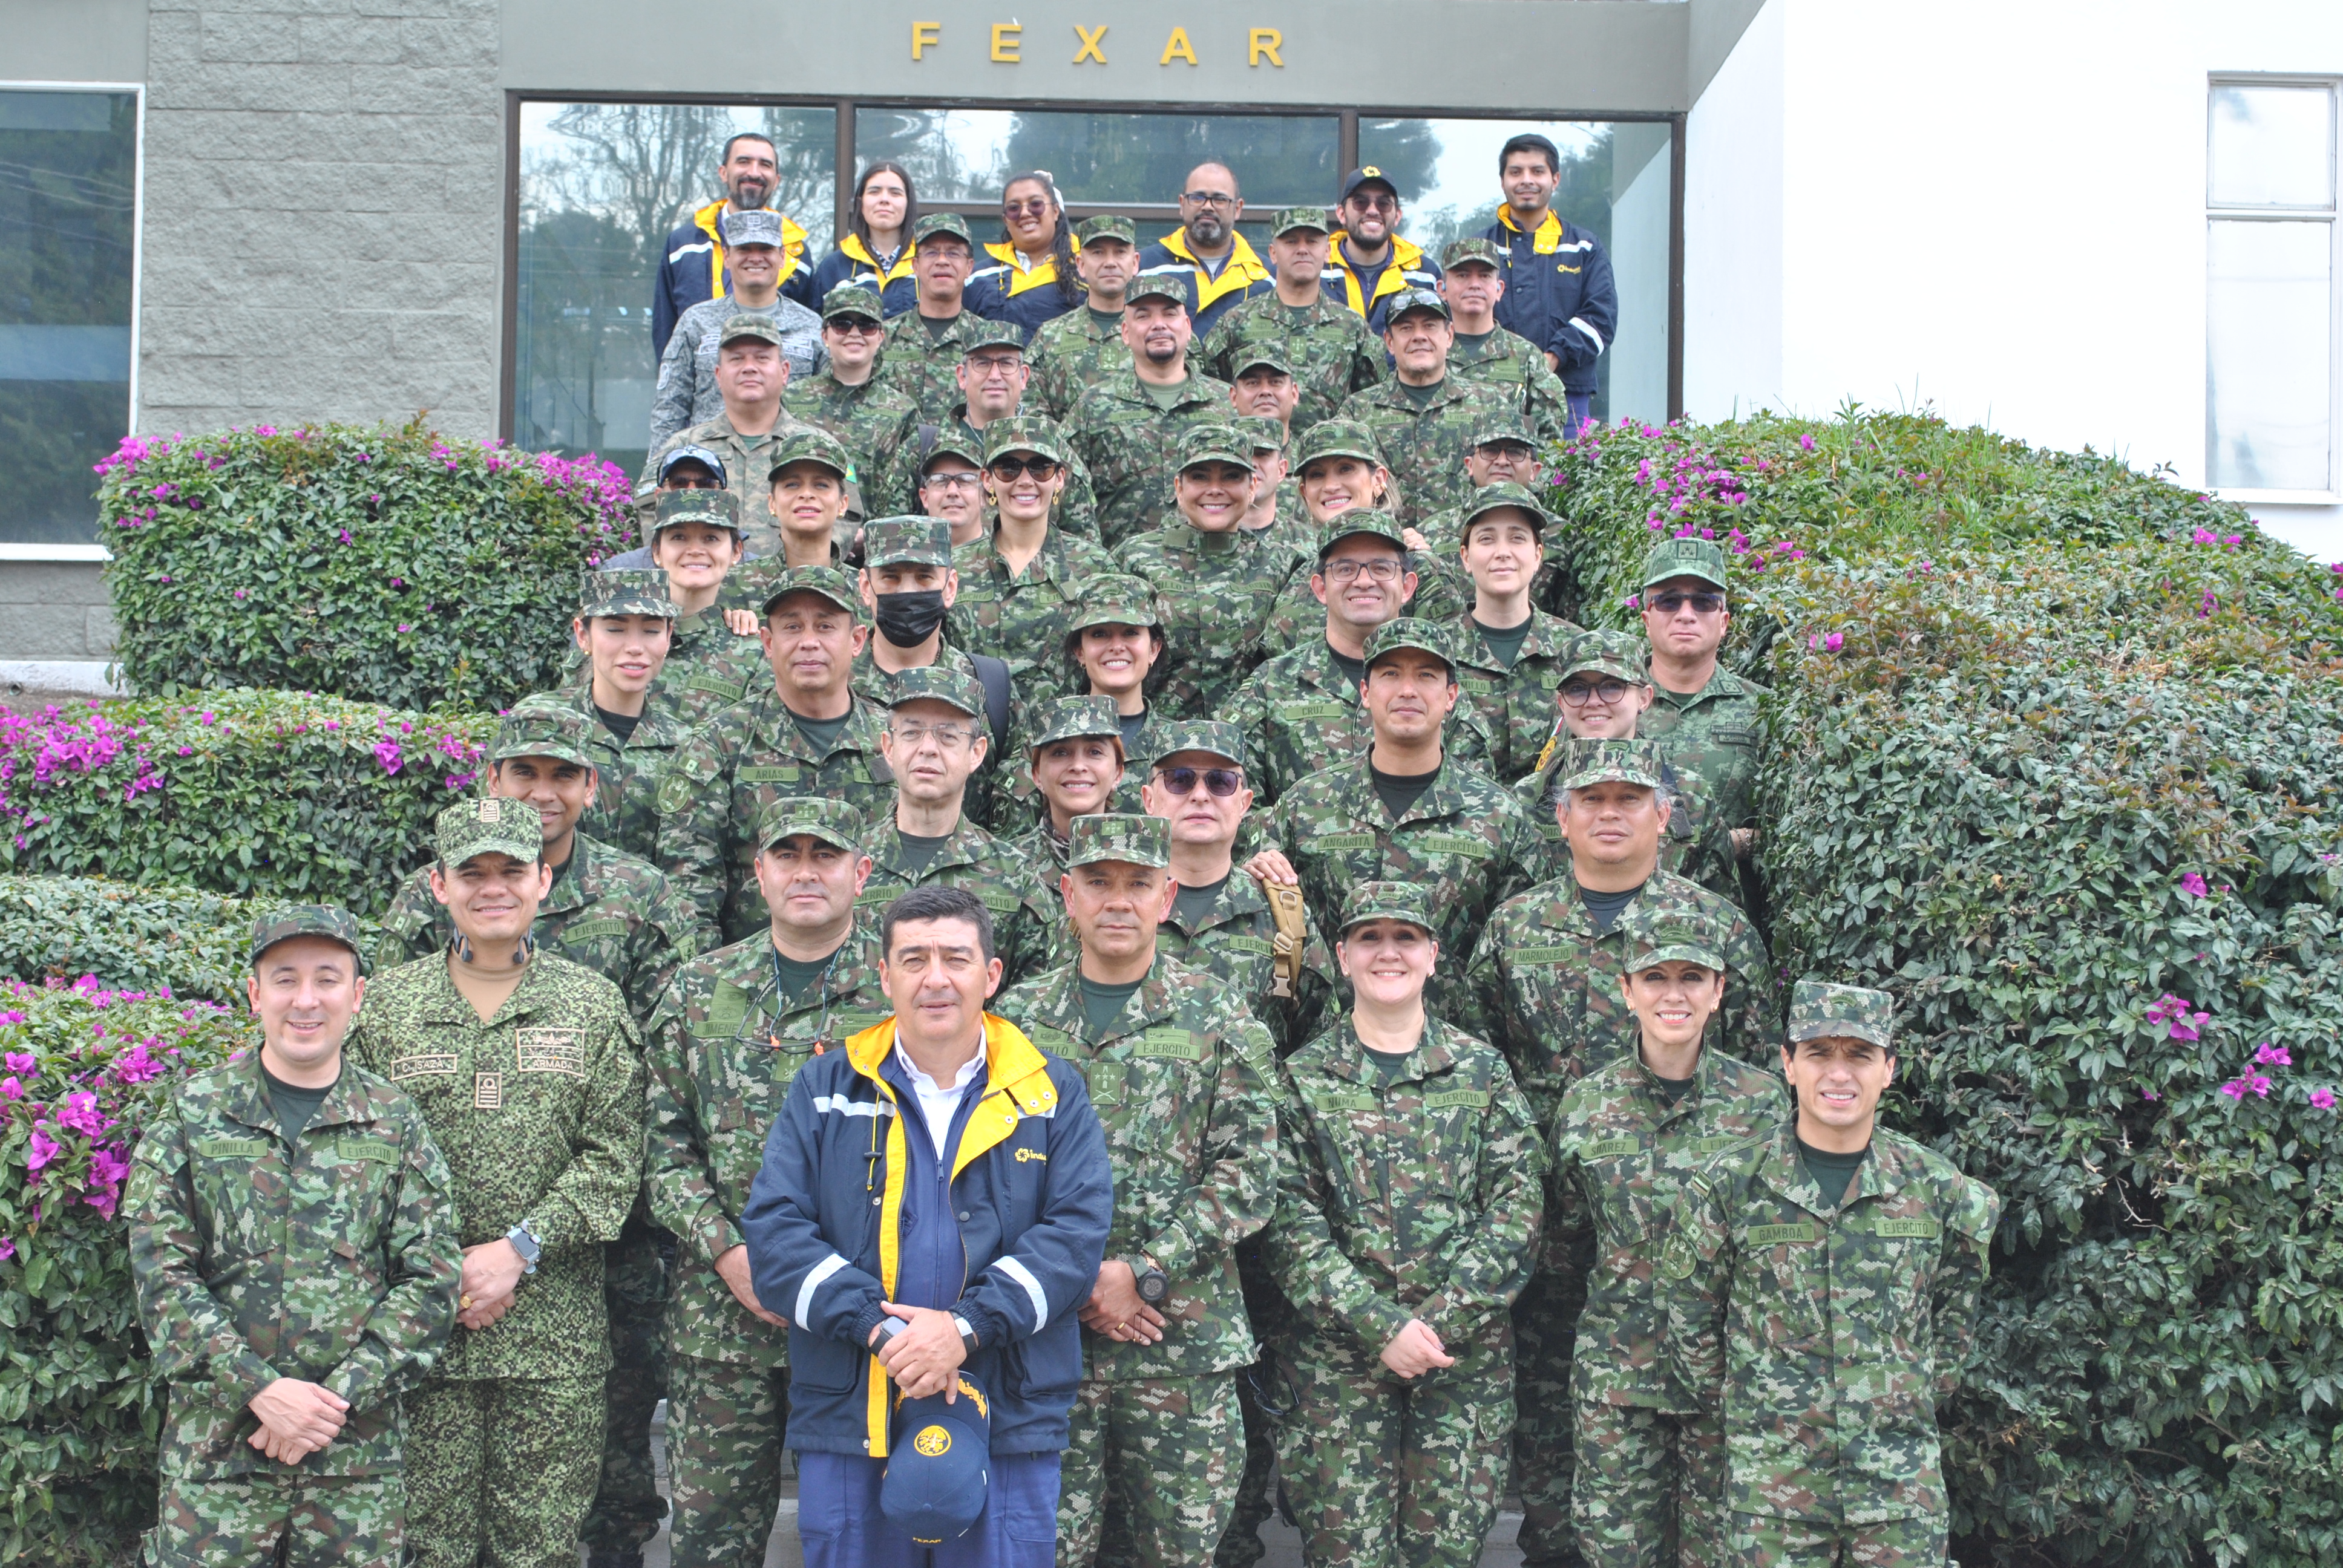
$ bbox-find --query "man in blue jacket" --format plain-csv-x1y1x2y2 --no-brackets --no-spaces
654,132,818,360
1478,133,1617,436
743,884,1114,1567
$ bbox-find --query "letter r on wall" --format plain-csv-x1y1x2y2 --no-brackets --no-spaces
1250,28,1284,66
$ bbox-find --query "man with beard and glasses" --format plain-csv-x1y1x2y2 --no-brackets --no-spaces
654,132,814,360
1322,167,1443,336
1136,161,1273,336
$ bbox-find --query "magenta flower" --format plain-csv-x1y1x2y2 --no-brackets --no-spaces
54,1090,103,1136
2141,1088,2160,1102
373,740,404,774
25,1129,59,1171
2312,1087,2338,1110
2145,993,2209,1041
1798,433,1817,451
2177,871,2209,898
111,1041,163,1085
0,1076,20,1101
4,1051,33,1073
2254,1042,2292,1067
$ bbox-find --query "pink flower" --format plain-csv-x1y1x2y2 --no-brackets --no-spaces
2140,1088,2160,1101
1823,632,1843,652
111,1041,163,1085
0,1076,20,1101
373,740,404,774
2254,1042,2292,1067
54,1090,103,1136
2178,872,2209,898
25,1128,59,1171
4,1051,32,1073
2311,1087,2337,1110
1798,434,1817,451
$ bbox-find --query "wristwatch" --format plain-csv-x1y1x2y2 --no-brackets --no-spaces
1132,1259,1170,1306
954,1313,980,1359
505,1221,542,1275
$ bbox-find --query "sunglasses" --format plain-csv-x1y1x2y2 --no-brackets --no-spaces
1003,197,1054,215
988,457,1061,481
1348,194,1400,214
827,317,881,336
1156,765,1244,798
1647,591,1727,614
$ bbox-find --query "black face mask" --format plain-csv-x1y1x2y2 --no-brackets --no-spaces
873,589,949,648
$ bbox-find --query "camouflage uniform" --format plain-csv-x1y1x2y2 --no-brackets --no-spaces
879,398,1104,544
343,801,647,1568
1196,212,1386,434
856,815,1058,988
869,307,990,417
1265,884,1543,1568
641,411,816,560
1550,940,1785,1568
1431,483,1584,785
1634,538,1769,835
945,418,1121,701
1027,298,1132,421
1332,298,1517,529
643,799,891,1568
780,371,920,520
1515,737,1735,901
650,607,770,730
1063,275,1239,549
1663,983,2001,1568
1440,240,1575,452
126,907,462,1568
561,573,692,864
990,817,1281,1568
653,296,826,448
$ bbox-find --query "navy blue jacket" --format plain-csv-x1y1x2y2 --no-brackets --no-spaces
965,243,1083,344
810,235,920,318
1478,209,1617,397
653,200,818,359
742,1016,1112,1456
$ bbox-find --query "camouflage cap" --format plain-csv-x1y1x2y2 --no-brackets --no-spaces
1233,415,1287,455
579,567,678,620
1067,812,1170,870
1316,509,1409,562
647,487,743,547
821,283,885,322
982,414,1065,466
722,208,786,247
435,795,543,867
1145,718,1243,768
1176,423,1256,472
754,794,865,855
1381,286,1450,325
1270,205,1333,238
1126,269,1191,308
768,425,853,482
863,514,956,569
913,212,974,246
657,444,729,485
1641,535,1730,592
1558,629,1650,687
1029,695,1124,751
885,663,986,719
1074,214,1136,246
249,904,366,971
1337,880,1437,936
718,313,786,348
1472,410,1538,450
1065,574,1161,636
1558,737,1667,794
1458,480,1551,536
920,428,986,474
1627,925,1727,973
490,693,598,769
1440,236,1504,270
1292,417,1386,473
1789,978,1895,1051
1227,345,1294,379
1362,616,1457,674
758,563,863,618
959,319,1026,356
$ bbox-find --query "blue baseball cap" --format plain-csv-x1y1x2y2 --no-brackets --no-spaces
881,1373,992,1543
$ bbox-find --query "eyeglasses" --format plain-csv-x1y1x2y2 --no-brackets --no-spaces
966,354,1024,376
1156,766,1244,797
663,475,721,491
827,318,881,336
1348,194,1400,214
1321,557,1403,584
988,457,1061,481
1181,191,1239,208
921,471,981,491
1647,591,1727,615
1003,197,1054,216
1476,442,1535,462
890,720,977,750
1560,678,1633,707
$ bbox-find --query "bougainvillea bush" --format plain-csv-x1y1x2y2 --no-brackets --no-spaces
0,691,491,919
0,977,249,1564
0,877,381,1007
98,418,629,711
1553,409,2343,1567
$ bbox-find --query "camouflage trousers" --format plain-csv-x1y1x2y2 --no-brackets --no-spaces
666,1353,791,1568
405,1373,604,1568
1058,1370,1243,1568
1273,1344,1514,1568
1513,1261,1591,1567
144,1472,402,1567
1725,1512,1948,1568
1573,1402,1726,1568
580,1208,672,1555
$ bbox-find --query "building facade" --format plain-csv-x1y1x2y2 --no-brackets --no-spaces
1,0,2338,684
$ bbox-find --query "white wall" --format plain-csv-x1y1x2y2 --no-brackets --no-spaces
1685,0,2343,559
1610,126,1676,424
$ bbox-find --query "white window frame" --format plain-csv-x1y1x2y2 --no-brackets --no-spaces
2207,74,2342,505
0,80,145,561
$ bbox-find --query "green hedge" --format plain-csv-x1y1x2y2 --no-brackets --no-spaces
0,977,250,1564
0,877,383,1007
0,691,491,919
1552,409,2343,1567
98,419,631,711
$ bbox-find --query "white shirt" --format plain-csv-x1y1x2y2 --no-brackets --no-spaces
894,1042,985,1160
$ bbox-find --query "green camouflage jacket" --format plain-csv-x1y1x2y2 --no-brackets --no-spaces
1639,665,1769,831
993,955,1281,1381
1155,869,1339,1056
1406,500,1567,627
373,833,701,1024
641,411,816,557
1457,872,1780,1183
1024,304,1132,421
345,953,644,1380
1512,747,1738,903
1196,292,1388,433
879,406,1102,541
781,370,920,517
1550,1047,1784,1411
1267,1016,1543,1371
993,707,1153,834
548,679,692,864
944,524,1121,702
1062,367,1239,548
1265,753,1538,1021
1113,521,1314,718
644,924,891,1367
657,688,896,946
126,1054,461,1478
649,607,772,730
1332,376,1517,528
1447,325,1575,446
854,814,1059,987
1660,1123,2002,1524
869,308,994,417
1449,609,1584,786
1219,636,1491,806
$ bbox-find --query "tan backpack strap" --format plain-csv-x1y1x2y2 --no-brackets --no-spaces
1263,881,1308,1000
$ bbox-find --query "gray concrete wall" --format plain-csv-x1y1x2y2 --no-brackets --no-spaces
0,562,116,662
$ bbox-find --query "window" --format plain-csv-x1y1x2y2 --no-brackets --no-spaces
0,86,140,545
2207,80,2339,496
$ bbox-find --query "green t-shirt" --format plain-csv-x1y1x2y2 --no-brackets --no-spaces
1172,873,1228,927
1140,377,1190,413
771,939,845,1006
594,704,641,743
1579,878,1644,936
1371,761,1440,822
1078,973,1147,1037
1087,306,1124,333
1285,303,1318,327
263,1062,338,1145
1453,328,1494,354
1398,379,1442,411
1365,1045,1417,1082
790,705,853,756
1651,1071,1696,1108
920,312,958,342
897,831,951,878
1329,647,1366,692
1472,615,1535,670
1119,709,1149,753
1797,1135,1871,1209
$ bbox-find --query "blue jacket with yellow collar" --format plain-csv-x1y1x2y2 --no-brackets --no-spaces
742,1013,1113,1456
965,241,1084,342
1479,207,1617,397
